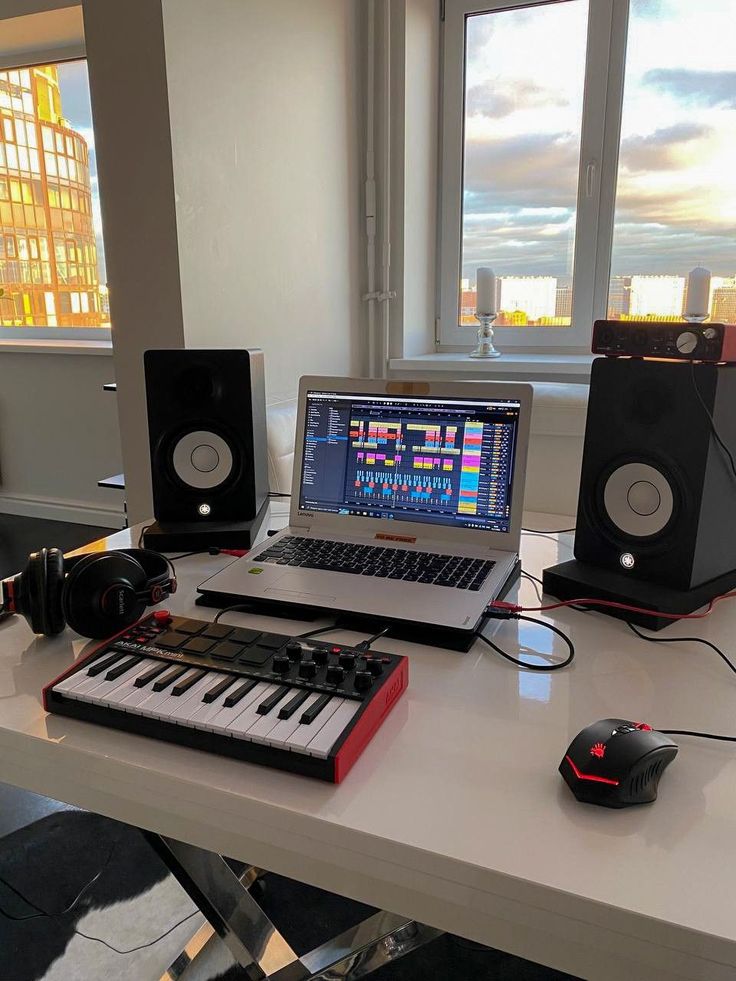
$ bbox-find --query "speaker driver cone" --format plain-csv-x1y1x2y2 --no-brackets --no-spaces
603,462,674,538
171,430,234,490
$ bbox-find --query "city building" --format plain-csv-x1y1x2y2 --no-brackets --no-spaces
628,275,684,318
607,276,631,318
497,276,557,325
0,66,106,327
555,284,572,320
712,280,736,323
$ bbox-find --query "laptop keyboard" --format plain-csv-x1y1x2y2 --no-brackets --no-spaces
254,536,496,591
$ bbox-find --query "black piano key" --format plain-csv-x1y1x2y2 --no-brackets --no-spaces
104,656,142,681
202,674,236,704
87,650,126,677
134,661,169,688
300,693,332,724
277,689,309,720
171,668,208,696
256,686,291,715
223,679,258,708
152,664,190,692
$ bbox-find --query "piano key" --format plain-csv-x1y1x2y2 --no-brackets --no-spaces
305,699,361,758
55,656,148,698
300,693,333,724
65,658,160,705
223,679,258,707
202,674,236,704
152,664,190,692
229,684,280,738
256,686,290,715
262,693,322,748
104,656,143,681
169,673,232,723
188,685,245,730
171,668,209,696
286,697,343,751
134,661,169,688
153,675,219,722
86,650,127,677
246,704,292,744
207,682,272,734
277,689,309,720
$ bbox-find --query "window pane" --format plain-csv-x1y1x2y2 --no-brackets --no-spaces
608,0,736,321
0,61,109,328
460,1,588,327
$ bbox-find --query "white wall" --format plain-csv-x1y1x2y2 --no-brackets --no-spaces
161,0,363,403
0,352,124,526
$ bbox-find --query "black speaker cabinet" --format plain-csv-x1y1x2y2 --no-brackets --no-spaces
144,349,268,524
574,357,736,590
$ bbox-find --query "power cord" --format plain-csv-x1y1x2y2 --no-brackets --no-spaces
475,612,575,672
690,361,736,481
626,621,736,679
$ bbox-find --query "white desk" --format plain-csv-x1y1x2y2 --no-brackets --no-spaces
1,509,736,981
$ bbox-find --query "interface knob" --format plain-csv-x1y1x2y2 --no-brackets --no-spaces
272,654,290,674
703,327,717,341
312,647,329,665
366,658,384,676
285,641,303,662
354,671,373,691
338,652,357,670
326,665,345,684
298,660,318,679
676,330,698,355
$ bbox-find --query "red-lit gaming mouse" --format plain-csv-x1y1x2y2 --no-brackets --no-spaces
560,719,678,808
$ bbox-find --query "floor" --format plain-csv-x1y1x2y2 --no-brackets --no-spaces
0,514,577,980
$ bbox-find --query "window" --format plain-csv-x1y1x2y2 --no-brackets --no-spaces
0,60,109,332
438,0,736,350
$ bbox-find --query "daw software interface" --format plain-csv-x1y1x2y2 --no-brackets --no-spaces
299,391,522,533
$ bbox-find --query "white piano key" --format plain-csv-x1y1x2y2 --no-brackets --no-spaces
260,693,322,749
229,684,280,740
55,657,156,699
304,699,361,758
93,661,165,710
246,693,300,744
285,697,342,752
207,683,271,735
78,660,155,706
171,673,234,723
158,675,220,723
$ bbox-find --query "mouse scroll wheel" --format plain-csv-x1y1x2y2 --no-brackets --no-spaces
634,722,653,731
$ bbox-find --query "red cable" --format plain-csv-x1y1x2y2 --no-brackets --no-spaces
490,590,736,621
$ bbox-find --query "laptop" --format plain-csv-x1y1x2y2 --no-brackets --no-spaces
198,377,532,634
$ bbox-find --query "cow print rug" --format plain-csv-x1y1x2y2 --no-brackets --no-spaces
0,810,575,980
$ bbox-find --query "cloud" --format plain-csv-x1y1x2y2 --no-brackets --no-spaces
466,79,566,119
643,68,736,108
619,122,712,173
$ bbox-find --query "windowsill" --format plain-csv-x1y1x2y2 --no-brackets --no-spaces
0,338,113,355
389,352,594,379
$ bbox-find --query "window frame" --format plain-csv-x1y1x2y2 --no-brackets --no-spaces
437,0,630,351
0,19,110,342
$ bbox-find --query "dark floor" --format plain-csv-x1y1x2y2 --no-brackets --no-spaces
0,513,576,980
0,513,114,580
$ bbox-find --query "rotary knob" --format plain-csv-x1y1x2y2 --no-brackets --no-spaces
298,660,318,679
354,670,373,691
285,641,303,662
272,654,290,674
338,652,357,670
326,665,345,684
676,330,698,355
311,647,329,665
703,327,717,340
366,658,384,676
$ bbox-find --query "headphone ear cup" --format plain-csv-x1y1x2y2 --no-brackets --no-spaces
16,547,66,636
62,552,147,639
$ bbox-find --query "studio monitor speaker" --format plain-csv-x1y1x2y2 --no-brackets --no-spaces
144,349,268,525
574,357,736,590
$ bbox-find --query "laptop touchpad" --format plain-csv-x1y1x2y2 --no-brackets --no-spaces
265,573,337,603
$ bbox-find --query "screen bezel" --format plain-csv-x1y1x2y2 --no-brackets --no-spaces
289,377,532,551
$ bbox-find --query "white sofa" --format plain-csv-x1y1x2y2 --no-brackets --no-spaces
266,383,588,517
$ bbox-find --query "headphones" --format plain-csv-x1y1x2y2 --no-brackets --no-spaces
1,547,177,640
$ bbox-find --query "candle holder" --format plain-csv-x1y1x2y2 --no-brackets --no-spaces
470,312,501,359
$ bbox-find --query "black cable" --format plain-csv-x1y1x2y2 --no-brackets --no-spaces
73,910,199,954
268,492,291,498
626,621,736,679
213,603,254,623
522,526,575,535
137,524,153,549
521,570,544,587
521,570,543,603
475,613,575,671
659,729,736,743
355,625,391,652
690,361,736,481
297,623,342,639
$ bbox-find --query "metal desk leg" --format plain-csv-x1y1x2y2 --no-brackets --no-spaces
146,833,443,981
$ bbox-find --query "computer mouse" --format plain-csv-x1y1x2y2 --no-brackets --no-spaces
559,719,678,808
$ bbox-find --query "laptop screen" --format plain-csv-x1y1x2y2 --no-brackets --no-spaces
298,390,523,533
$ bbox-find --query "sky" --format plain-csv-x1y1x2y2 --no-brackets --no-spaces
461,0,736,284
55,60,106,282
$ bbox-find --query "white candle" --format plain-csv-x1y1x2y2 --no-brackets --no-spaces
476,267,496,315
685,266,711,319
